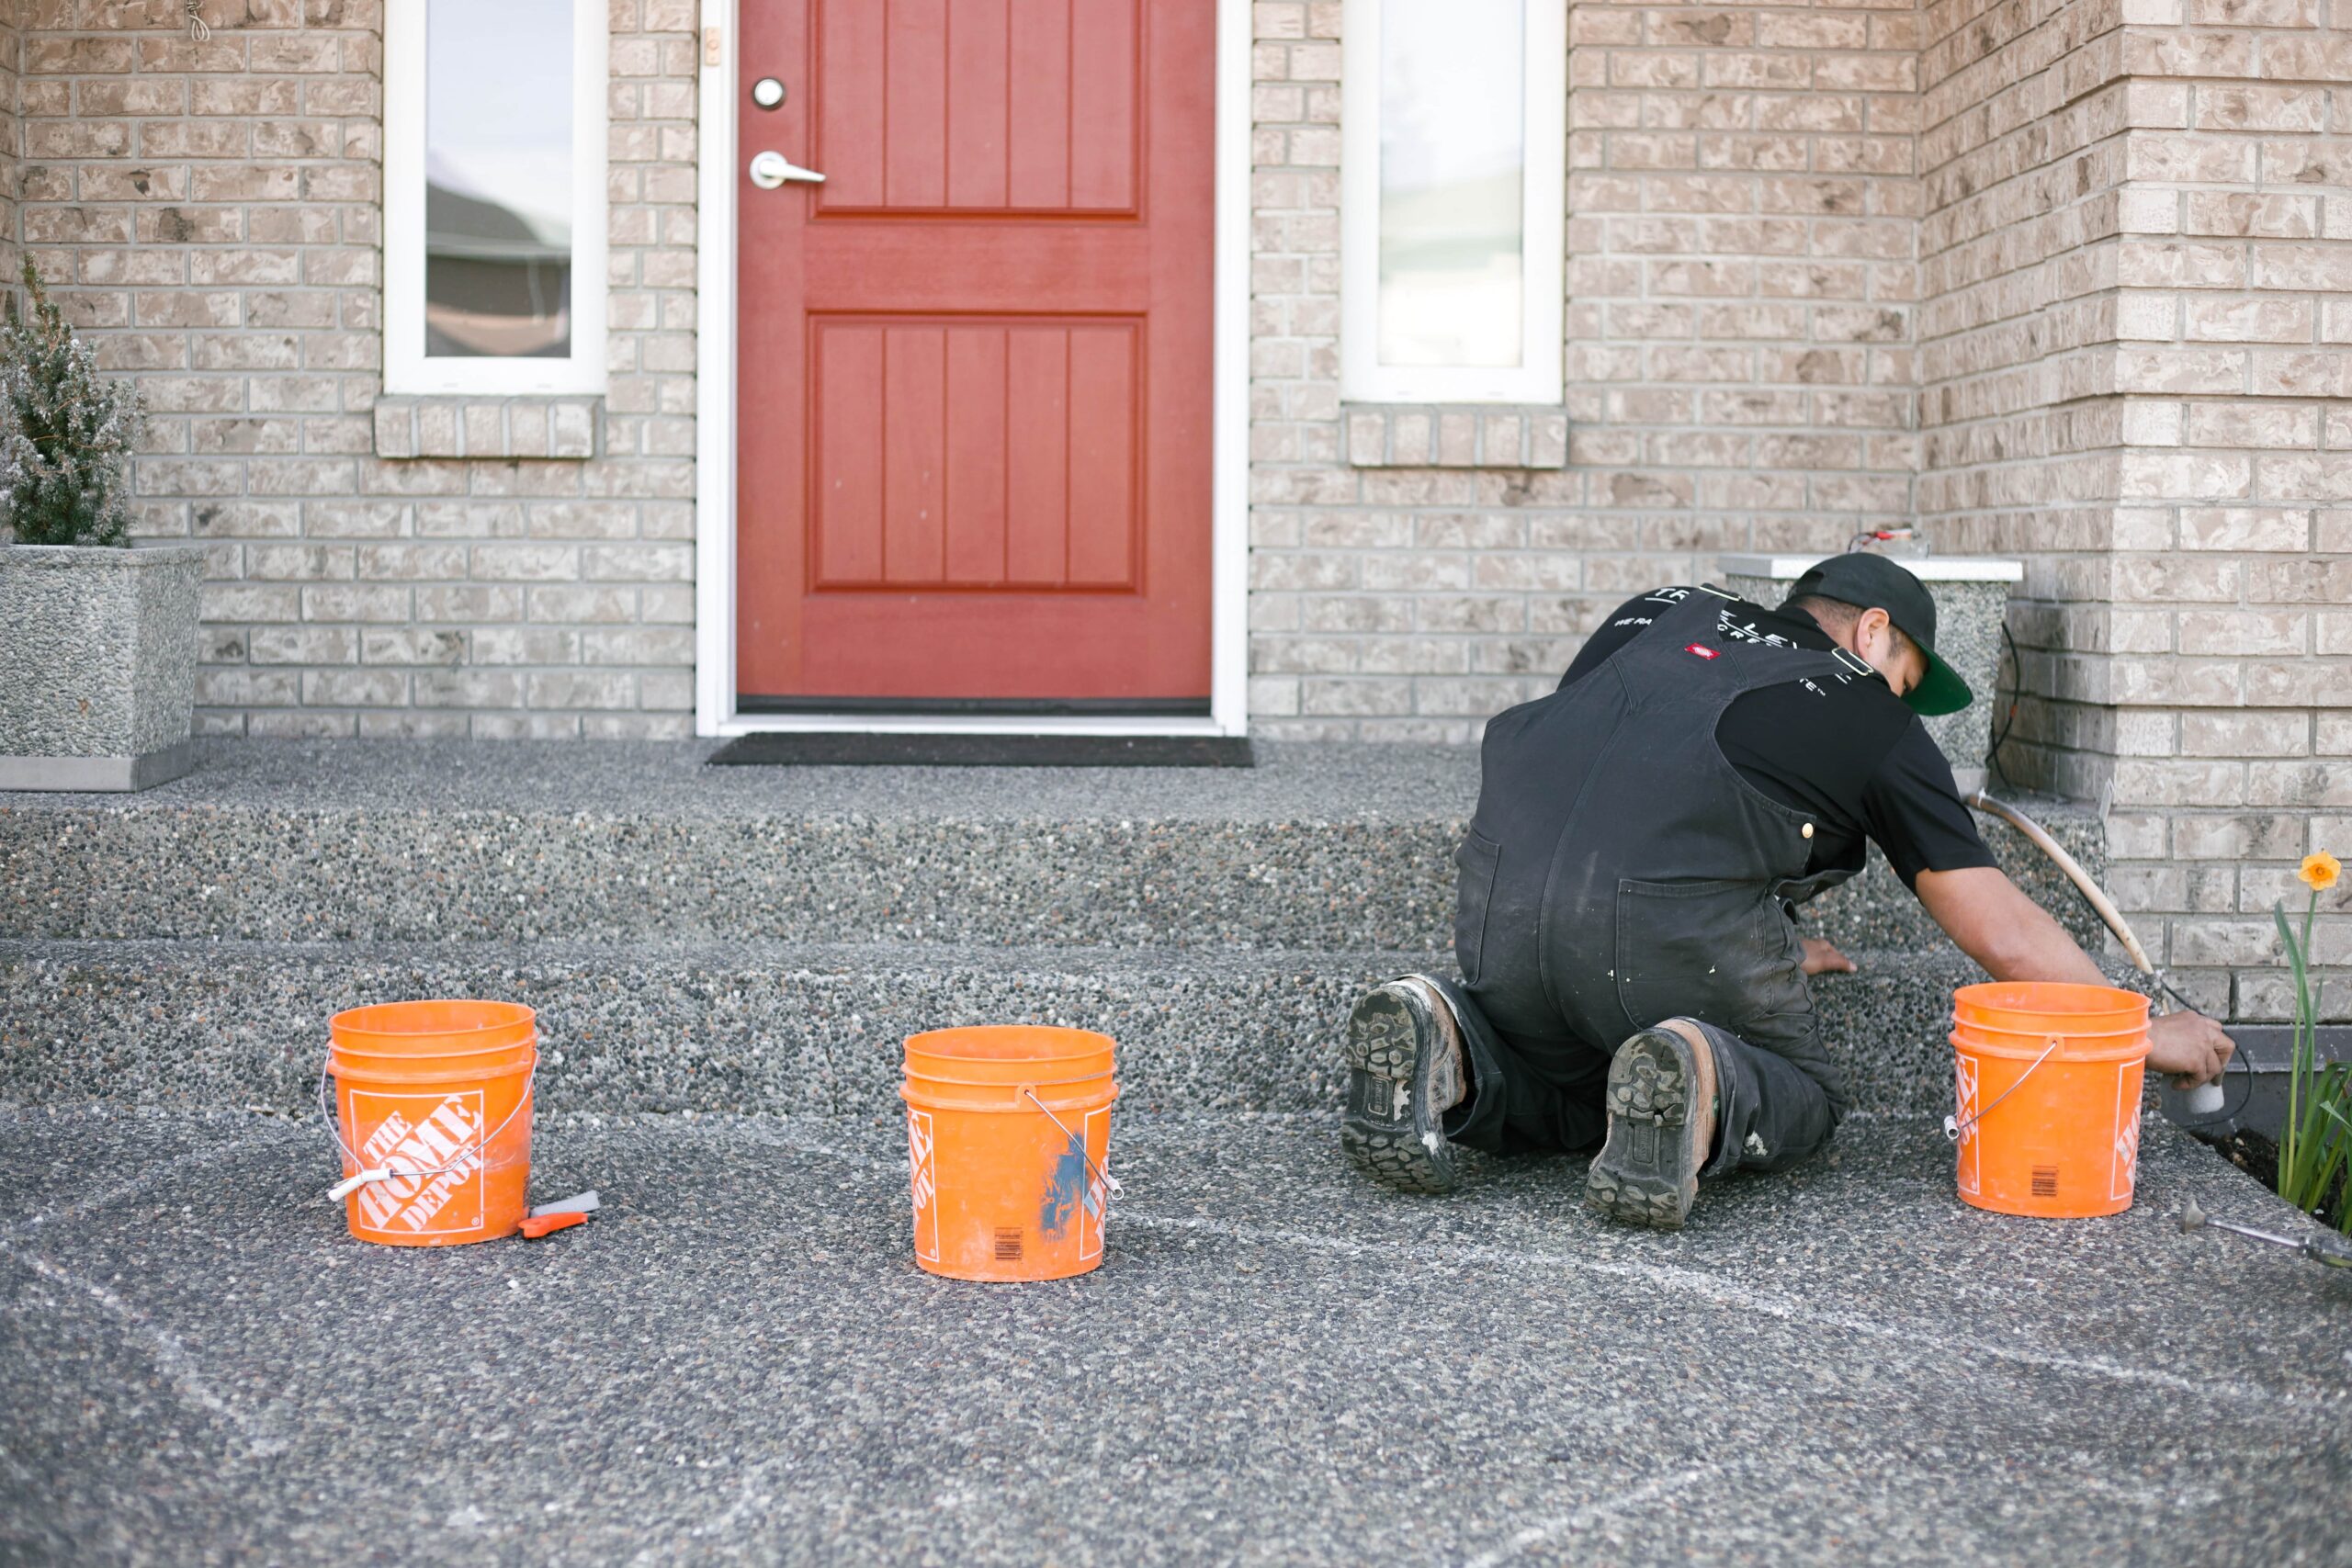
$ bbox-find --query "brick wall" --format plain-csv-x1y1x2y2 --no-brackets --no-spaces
6,0,2340,1010
15,0,700,739
2098,0,2352,1020
1917,0,2129,805
0,8,19,290
1918,0,2349,1019
1247,0,1923,741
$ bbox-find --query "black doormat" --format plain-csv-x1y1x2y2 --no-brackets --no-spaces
707,733,1255,768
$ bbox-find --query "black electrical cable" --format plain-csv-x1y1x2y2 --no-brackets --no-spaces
1985,621,2022,791
1982,780,2252,1125
2041,901,2252,1125
1955,600,2256,1133
2164,1022,2258,1131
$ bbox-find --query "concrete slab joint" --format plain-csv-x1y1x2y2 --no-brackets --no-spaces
371,396,605,463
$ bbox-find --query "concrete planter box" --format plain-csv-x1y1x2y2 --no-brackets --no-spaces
1719,553,2024,796
0,544,204,792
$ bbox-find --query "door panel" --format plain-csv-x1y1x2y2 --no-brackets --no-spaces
739,0,1209,706
811,0,1139,215
805,318,1140,592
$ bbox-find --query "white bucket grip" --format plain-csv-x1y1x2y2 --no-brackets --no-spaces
1943,1039,2058,1144
317,1056,537,1204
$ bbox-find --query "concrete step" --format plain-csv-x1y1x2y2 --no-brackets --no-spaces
0,937,2041,1121
1,739,2107,952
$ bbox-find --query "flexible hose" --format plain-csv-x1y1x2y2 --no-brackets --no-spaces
1963,788,2234,1105
1962,788,2165,1000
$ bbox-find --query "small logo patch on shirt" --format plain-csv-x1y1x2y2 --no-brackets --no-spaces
1685,643,1719,660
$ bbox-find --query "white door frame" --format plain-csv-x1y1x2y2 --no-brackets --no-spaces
692,0,1251,738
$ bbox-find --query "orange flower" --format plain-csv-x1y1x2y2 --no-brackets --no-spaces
2301,851,2341,892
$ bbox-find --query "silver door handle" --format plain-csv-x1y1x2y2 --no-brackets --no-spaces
749,152,825,188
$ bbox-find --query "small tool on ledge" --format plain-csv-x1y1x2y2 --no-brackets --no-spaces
2177,1199,2352,1269
519,1190,600,1240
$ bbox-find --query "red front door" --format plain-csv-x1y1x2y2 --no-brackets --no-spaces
735,0,1216,711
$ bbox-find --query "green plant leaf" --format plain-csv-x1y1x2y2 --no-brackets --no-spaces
0,257,143,547
2273,899,2312,1186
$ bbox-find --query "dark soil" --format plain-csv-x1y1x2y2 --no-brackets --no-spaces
2202,1126,2279,1190
2194,1126,2346,1228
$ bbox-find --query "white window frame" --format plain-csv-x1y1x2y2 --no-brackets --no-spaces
383,0,608,397
1340,0,1566,406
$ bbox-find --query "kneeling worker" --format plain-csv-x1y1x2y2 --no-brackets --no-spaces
1341,553,2234,1228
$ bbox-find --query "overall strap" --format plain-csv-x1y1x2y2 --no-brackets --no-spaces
1613,585,1882,707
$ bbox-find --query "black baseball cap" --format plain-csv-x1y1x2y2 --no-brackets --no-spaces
1782,553,1973,716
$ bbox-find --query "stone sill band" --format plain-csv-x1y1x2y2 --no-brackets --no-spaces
0,740,197,793
373,396,603,462
1342,403,1569,469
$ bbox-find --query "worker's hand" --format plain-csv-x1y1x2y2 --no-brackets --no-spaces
2148,1010,2235,1089
1800,939,1857,976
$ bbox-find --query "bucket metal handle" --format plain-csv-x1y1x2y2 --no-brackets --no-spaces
317,1057,538,1203
1944,1038,2058,1144
1019,1085,1125,1203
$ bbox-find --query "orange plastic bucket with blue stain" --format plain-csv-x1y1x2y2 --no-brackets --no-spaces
900,1026,1118,1281
1948,982,2150,1219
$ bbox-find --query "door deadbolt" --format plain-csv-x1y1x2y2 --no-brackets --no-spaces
751,76,786,109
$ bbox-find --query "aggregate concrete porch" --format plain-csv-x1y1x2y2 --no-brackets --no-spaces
2,1105,2345,1566
0,739,2100,953
2,742,2343,1563
1,739,2110,1122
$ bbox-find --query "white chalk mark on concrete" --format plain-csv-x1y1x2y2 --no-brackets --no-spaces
1117,1213,2269,1407
1464,1462,1717,1568
687,1460,780,1542
622,1116,2276,1408
0,1122,301,1242
725,1120,902,1175
621,1458,786,1565
0,1240,288,1460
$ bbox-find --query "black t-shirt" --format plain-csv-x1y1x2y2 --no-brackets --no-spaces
1562,587,1996,890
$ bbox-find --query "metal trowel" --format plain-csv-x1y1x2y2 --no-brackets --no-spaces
519,1190,601,1239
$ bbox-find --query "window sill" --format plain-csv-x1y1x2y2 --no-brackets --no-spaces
373,395,602,461
1342,403,1567,469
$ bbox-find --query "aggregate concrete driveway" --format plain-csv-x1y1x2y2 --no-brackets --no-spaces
2,1104,2346,1566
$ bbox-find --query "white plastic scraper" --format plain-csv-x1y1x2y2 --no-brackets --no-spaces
519,1190,600,1239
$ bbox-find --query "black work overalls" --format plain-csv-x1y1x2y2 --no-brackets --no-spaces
1430,587,1877,1178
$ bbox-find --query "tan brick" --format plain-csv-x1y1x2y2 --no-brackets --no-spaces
2195,85,2325,132
2181,712,2312,757
2186,402,2320,446
2182,191,2318,239
2178,609,2311,656
2184,297,2315,343
2177,507,2313,550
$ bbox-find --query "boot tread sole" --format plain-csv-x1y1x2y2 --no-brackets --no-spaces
1585,1028,1704,1231
1340,987,1456,1196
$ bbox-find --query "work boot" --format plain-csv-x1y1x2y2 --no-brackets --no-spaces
1586,1018,1720,1230
1340,976,1467,1194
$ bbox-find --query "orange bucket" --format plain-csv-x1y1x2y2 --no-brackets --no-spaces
323,1000,537,1246
1948,981,2150,1219
900,1026,1118,1281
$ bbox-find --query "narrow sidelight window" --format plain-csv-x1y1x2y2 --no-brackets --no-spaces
384,0,608,396
1340,0,1566,404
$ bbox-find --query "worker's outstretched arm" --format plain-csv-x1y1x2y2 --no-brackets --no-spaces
1915,866,2108,986
1914,865,2234,1086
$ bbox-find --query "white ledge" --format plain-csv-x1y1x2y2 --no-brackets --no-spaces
1718,553,2025,583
